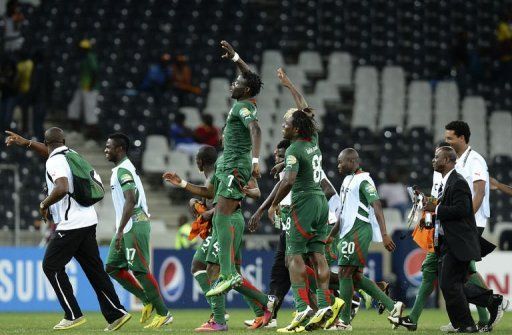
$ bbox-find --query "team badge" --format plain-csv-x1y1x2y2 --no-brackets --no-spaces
286,155,297,165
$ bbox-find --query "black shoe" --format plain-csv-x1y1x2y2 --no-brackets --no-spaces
447,326,478,333
487,294,504,328
400,316,418,331
387,315,417,331
477,323,492,332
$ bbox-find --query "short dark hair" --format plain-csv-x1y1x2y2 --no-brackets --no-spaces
197,145,218,166
243,71,263,97
291,109,317,139
175,112,186,124
108,133,130,152
277,139,290,150
445,120,471,143
436,141,450,148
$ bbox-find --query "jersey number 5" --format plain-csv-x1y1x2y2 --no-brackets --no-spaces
312,154,323,183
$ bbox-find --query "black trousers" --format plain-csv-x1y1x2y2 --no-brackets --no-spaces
438,241,493,329
42,225,126,323
268,230,291,318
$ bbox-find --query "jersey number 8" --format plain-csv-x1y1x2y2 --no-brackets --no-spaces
312,154,323,183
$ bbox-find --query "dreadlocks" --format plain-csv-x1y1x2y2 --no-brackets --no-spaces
291,109,317,139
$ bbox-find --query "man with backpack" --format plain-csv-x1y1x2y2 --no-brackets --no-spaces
4,128,131,331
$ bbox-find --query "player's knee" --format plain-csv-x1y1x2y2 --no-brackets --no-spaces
206,263,220,280
191,260,206,274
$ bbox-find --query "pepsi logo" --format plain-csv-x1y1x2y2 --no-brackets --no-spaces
404,248,427,287
159,256,185,302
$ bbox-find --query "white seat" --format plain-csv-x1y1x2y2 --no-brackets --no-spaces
298,51,323,76
179,106,201,129
462,96,487,157
167,150,193,179
327,51,352,87
353,66,379,130
433,81,459,142
261,50,285,90
315,80,340,103
379,66,406,129
142,135,169,174
489,111,512,157
407,81,432,130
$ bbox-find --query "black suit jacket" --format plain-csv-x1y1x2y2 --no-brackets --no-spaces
436,170,481,262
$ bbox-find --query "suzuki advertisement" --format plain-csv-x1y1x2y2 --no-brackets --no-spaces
0,247,129,312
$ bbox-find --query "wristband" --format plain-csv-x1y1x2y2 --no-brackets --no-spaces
231,52,240,62
179,180,188,188
252,157,259,164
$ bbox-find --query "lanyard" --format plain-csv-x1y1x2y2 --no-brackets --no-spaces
460,148,472,168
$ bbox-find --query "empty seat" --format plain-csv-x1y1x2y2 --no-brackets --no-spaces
461,96,487,157
353,66,379,130
298,50,323,77
489,111,512,157
379,66,406,129
179,106,201,129
407,81,432,130
327,51,352,87
142,135,169,174
434,81,459,142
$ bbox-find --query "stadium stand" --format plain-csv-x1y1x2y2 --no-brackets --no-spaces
1,0,511,241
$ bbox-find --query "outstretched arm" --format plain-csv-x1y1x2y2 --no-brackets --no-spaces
163,172,215,199
221,40,252,74
5,130,49,159
490,177,512,196
277,68,309,111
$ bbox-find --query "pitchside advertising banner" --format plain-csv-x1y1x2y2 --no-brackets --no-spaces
0,247,130,312
0,246,382,311
153,248,383,308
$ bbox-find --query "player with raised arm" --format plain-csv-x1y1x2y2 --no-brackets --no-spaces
203,40,264,297
163,151,276,331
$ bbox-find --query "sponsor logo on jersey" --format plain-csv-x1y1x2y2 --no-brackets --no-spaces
159,256,185,302
286,155,297,165
240,108,252,118
404,248,427,287
365,183,378,197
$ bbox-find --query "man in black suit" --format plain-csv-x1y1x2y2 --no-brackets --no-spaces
424,146,503,333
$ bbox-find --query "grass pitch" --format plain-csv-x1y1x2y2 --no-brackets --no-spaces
0,309,510,334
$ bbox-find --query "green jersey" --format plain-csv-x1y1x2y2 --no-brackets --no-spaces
222,100,258,169
210,154,224,204
284,134,324,201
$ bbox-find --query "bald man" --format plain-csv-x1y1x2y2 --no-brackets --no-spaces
5,129,131,331
423,146,503,333
327,148,403,330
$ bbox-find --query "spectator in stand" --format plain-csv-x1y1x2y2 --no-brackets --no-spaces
27,49,53,140
451,31,482,85
140,53,172,94
3,0,25,52
171,55,201,101
496,9,512,82
0,56,17,130
377,170,410,220
67,39,100,139
170,112,202,155
15,49,33,133
194,113,220,148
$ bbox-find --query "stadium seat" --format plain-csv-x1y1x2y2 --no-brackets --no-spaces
326,51,352,87
489,111,512,158
298,50,323,77
179,107,202,129
406,81,432,130
461,96,488,157
379,66,406,129
142,135,169,174
433,81,459,142
383,208,404,236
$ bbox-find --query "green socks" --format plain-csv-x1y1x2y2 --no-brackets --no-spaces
468,272,490,324
109,268,149,304
235,277,269,308
338,277,353,323
292,283,310,312
356,276,395,311
193,270,213,308
242,296,265,317
409,271,436,323
214,213,236,277
210,294,226,324
135,273,168,316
